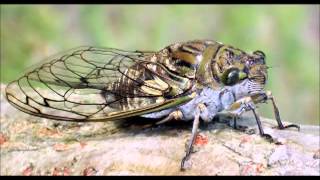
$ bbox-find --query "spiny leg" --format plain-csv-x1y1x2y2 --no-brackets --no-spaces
268,92,300,130
224,98,255,134
249,104,273,142
252,91,300,131
228,97,272,140
180,105,201,171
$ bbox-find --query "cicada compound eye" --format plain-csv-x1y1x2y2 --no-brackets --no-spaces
221,67,246,86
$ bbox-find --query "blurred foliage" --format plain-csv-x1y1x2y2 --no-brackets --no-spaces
1,5,319,125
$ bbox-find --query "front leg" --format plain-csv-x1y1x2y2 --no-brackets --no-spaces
227,96,273,141
251,91,300,131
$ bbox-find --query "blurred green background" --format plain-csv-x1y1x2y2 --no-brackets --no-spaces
1,5,319,125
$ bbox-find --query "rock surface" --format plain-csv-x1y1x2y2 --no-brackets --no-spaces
0,84,319,175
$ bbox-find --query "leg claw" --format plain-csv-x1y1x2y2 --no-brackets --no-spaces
262,133,273,142
180,157,189,171
274,124,300,131
279,124,300,131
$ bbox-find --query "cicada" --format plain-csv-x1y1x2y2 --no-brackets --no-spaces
5,40,299,170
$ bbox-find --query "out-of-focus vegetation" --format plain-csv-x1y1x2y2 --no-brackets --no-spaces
1,5,319,125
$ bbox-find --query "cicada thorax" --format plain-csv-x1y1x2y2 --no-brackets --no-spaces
137,40,235,92
158,40,252,91
162,40,207,79
157,40,225,90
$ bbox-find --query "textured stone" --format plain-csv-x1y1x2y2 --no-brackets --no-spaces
1,84,319,175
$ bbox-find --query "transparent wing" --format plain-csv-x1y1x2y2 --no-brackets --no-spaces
5,46,181,122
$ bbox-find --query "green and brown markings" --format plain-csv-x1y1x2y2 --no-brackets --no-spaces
5,40,268,122
5,40,301,171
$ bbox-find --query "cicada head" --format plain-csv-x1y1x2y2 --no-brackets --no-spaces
212,46,268,92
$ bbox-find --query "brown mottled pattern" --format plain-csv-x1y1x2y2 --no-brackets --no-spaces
4,40,270,122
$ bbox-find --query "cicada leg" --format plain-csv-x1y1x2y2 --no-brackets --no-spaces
180,104,203,171
251,91,300,131
250,104,273,141
129,110,183,130
227,97,273,141
155,110,183,125
218,113,250,133
230,115,255,134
